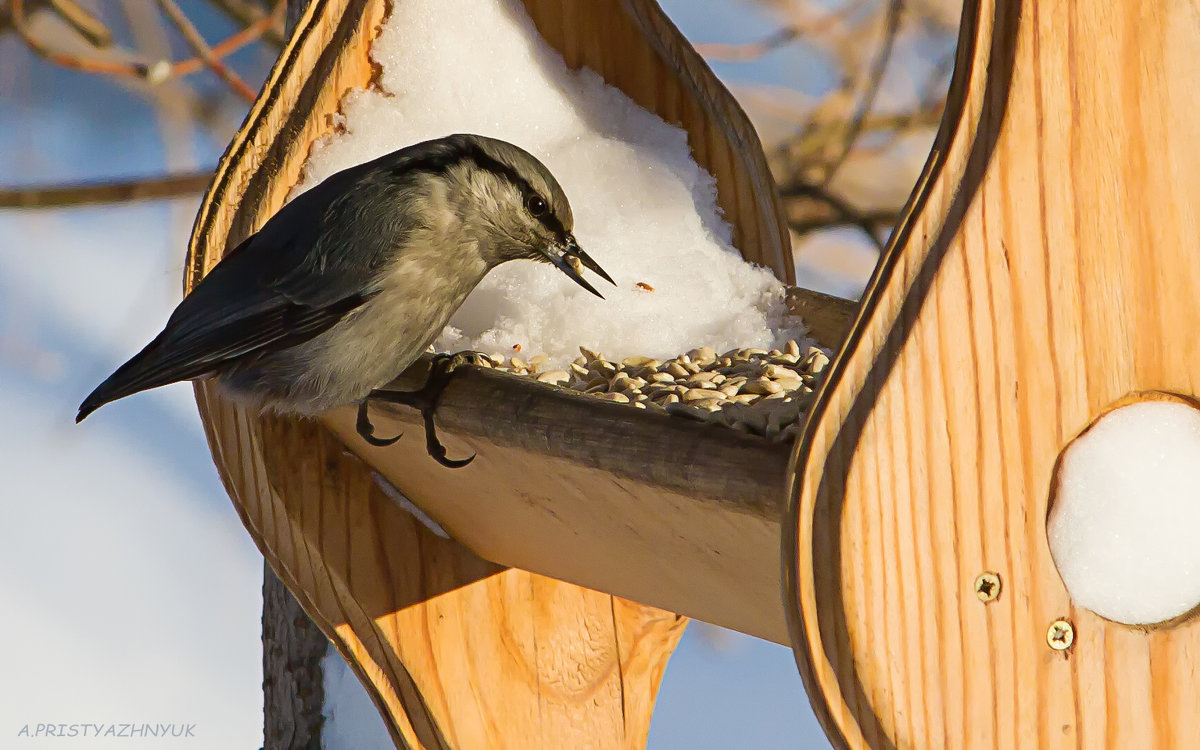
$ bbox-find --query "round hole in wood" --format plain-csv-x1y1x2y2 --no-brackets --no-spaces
1047,392,1200,626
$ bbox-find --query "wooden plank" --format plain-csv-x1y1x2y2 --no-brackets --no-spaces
787,286,858,348
785,1,1200,748
323,357,796,644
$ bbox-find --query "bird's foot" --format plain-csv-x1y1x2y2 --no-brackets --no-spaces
361,351,484,468
356,398,402,447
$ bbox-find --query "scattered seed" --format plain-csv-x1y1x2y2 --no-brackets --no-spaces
636,282,655,291
805,350,830,374
744,378,784,395
687,346,716,363
622,355,657,368
763,364,798,380
472,337,826,441
537,370,570,385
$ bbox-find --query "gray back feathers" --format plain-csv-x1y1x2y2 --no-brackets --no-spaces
77,133,574,421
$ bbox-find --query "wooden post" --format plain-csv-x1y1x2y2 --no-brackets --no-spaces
787,0,1200,747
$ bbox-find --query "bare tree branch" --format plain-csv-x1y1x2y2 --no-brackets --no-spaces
156,0,257,101
6,0,280,92
0,172,212,208
781,180,888,251
170,9,278,76
46,0,111,47
818,0,904,186
10,0,149,77
694,0,869,62
768,107,943,177
211,0,286,47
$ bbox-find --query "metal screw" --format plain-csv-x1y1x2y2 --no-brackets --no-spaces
1047,619,1075,651
974,572,1001,602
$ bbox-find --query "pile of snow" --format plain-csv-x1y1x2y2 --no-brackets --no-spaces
1048,399,1200,625
295,0,806,367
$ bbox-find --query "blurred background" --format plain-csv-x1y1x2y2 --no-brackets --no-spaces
0,0,958,747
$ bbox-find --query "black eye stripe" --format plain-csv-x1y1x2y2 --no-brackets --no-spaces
394,137,570,241
461,145,568,239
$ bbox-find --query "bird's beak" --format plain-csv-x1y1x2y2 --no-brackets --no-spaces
546,236,616,299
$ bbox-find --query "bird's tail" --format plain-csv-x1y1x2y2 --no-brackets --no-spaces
76,333,206,422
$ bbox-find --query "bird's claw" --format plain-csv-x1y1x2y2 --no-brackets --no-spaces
424,405,476,468
361,351,482,468
356,399,402,446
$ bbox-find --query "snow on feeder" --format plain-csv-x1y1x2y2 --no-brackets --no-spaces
186,1,853,747
1048,395,1200,626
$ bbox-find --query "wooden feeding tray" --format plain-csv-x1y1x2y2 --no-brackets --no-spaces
185,0,1200,747
186,0,847,747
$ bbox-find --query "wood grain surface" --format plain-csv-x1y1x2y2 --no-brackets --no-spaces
184,0,805,747
786,0,1200,748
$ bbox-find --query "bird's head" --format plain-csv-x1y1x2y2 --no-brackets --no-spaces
441,134,615,298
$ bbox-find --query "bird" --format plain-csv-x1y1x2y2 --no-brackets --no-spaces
76,133,614,467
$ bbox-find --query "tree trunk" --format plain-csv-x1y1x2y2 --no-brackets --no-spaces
262,563,328,750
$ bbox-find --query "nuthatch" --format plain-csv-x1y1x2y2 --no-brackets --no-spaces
77,133,614,467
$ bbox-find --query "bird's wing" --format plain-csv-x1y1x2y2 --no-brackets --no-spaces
78,168,404,420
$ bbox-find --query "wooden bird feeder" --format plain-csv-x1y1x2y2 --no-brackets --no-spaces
184,0,1200,747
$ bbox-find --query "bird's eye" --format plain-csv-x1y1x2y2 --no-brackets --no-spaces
526,195,548,217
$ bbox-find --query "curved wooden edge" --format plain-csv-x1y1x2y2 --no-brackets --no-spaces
783,1,994,747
